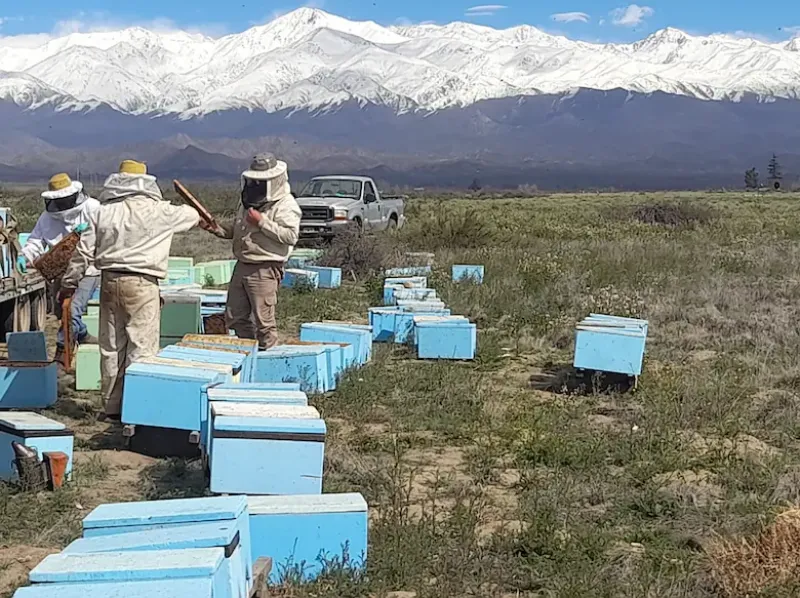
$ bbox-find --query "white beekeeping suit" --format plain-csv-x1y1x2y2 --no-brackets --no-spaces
62,160,201,420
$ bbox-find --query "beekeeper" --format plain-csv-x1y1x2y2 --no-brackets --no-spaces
202,154,300,350
62,160,202,421
19,173,100,364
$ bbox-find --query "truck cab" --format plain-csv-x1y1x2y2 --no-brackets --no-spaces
296,175,406,243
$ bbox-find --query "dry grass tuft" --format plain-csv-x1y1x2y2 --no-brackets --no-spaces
708,509,800,597
628,201,716,228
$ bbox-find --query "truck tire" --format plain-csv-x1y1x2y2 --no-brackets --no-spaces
352,217,364,234
30,289,46,332
387,215,398,230
13,294,31,333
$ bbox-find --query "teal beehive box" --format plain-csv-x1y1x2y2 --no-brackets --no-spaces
0,412,74,482
76,344,101,391
63,522,246,598
0,362,58,409
169,257,195,270
209,403,325,495
80,496,252,591
248,493,367,583
27,549,231,598
416,319,477,360
161,294,202,338
83,313,99,338
573,314,648,377
198,261,234,286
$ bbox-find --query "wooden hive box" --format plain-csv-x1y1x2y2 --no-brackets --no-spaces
248,493,368,583
573,314,648,377
63,522,246,598
81,495,251,591
209,403,325,496
255,347,328,394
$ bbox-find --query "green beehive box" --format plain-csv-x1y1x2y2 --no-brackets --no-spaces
87,305,99,317
76,344,101,391
84,313,99,338
197,261,233,286
160,295,202,338
169,257,194,270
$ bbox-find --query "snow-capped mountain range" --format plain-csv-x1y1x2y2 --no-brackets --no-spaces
2,7,800,117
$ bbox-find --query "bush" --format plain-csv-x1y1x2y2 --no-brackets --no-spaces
628,201,715,228
401,205,493,250
316,225,400,280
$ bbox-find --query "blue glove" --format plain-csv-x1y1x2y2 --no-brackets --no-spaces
73,222,88,234
15,255,27,274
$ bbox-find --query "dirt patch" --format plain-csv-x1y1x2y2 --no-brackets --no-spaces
654,470,724,508
681,432,781,464
689,349,718,363
0,546,55,596
74,449,158,505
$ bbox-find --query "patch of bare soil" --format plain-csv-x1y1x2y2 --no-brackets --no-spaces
0,547,55,597
75,449,158,505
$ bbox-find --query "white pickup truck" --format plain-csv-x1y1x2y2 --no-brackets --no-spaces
296,175,406,243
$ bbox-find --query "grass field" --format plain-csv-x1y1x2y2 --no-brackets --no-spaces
2,189,800,597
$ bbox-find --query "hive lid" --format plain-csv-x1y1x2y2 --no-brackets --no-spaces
29,548,225,583
136,356,232,375
259,346,327,357
301,323,371,335
125,362,224,383
208,388,307,401
212,382,301,392
182,335,258,350
413,315,469,324
82,496,247,530
64,522,237,554
0,412,66,433
159,347,246,366
248,493,367,515
211,403,319,419
12,578,214,598
214,415,327,435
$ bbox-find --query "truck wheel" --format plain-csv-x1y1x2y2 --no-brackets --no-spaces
387,216,398,230
13,295,31,333
30,290,47,332
352,218,364,234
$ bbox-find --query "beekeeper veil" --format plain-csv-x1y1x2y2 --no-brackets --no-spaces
240,153,290,210
41,173,88,219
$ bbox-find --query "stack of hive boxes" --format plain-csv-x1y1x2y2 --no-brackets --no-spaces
13,492,369,595
369,263,480,360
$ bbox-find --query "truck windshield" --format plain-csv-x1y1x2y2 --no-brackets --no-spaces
300,179,362,199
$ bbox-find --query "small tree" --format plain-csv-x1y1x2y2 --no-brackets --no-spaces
768,154,783,180
468,178,482,192
745,168,760,190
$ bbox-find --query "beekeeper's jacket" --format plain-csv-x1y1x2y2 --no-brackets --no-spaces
62,173,199,289
220,177,301,264
23,194,101,276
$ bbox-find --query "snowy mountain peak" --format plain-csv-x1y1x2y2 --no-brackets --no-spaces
1,8,800,117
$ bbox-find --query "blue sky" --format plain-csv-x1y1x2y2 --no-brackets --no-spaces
1,0,799,43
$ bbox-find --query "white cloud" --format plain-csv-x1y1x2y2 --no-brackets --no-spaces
610,4,654,27
465,5,507,16
551,12,590,23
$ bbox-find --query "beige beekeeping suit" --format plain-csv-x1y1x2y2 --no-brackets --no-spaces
63,160,200,418
213,154,300,350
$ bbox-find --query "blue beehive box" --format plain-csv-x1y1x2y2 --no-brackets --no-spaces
368,308,450,344
0,412,74,482
396,298,447,310
282,269,320,289
389,288,438,305
27,549,230,598
159,346,249,383
452,264,485,283
304,266,342,289
13,578,218,598
300,323,372,366
212,382,302,392
573,314,648,377
411,315,471,346
182,336,259,385
248,493,368,583
385,276,427,287
0,362,57,409
416,319,477,360
385,266,432,277
280,342,349,391
6,332,48,362
63,523,246,598
209,403,325,495
122,362,225,437
204,387,309,450
137,356,236,384
81,496,251,590
255,347,328,393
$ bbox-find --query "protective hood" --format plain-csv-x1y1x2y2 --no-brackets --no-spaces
240,171,291,210
47,191,89,222
98,173,163,204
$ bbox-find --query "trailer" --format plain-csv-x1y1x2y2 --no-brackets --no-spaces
0,271,48,337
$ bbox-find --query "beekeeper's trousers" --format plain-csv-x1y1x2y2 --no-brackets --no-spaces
226,261,284,350
99,271,160,417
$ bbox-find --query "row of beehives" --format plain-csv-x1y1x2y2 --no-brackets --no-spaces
9,326,377,597
162,250,342,291
12,492,368,597
366,264,484,360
